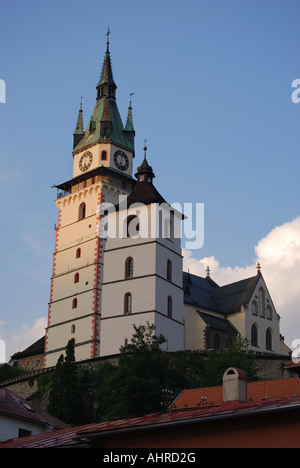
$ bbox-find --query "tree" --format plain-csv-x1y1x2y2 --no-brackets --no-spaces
202,335,259,387
47,340,81,424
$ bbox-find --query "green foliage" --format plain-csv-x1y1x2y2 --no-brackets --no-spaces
0,362,26,383
47,340,81,424
46,326,259,426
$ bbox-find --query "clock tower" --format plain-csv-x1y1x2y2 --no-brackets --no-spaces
44,33,135,367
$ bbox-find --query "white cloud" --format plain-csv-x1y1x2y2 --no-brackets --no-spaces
183,216,300,349
4,317,47,362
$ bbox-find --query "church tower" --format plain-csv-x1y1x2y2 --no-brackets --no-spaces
44,32,135,367
100,145,184,356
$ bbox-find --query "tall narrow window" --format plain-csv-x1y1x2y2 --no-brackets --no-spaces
251,323,258,347
167,296,173,318
74,273,79,284
78,202,86,221
76,248,81,259
71,324,76,334
124,293,132,315
101,150,107,161
125,257,133,279
165,211,174,241
266,328,273,351
167,260,172,281
72,298,78,309
259,288,265,318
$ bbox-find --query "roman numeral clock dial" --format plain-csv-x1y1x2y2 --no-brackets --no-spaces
114,150,129,171
79,151,93,172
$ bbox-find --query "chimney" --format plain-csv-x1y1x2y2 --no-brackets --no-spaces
222,367,247,403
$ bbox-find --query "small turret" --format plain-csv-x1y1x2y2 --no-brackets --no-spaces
73,99,85,149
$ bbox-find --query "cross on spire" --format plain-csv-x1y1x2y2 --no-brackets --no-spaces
106,27,111,51
143,139,148,160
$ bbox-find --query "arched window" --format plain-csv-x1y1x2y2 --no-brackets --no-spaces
266,328,273,351
78,202,86,221
124,293,132,315
101,150,107,161
167,260,172,281
165,211,174,241
74,273,79,284
167,296,173,318
125,257,133,279
252,300,258,316
76,248,81,259
259,288,265,318
72,298,78,309
251,323,258,347
214,333,220,349
126,215,140,238
71,324,76,334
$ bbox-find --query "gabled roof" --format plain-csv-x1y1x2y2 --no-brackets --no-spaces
183,271,261,315
212,274,260,314
0,388,64,430
12,336,45,360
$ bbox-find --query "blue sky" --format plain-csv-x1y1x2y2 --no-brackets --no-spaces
0,0,300,357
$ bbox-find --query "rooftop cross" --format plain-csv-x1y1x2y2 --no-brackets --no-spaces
143,139,148,159
106,27,111,51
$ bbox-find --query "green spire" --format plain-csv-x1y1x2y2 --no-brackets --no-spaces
73,99,85,149
96,29,117,101
125,97,135,133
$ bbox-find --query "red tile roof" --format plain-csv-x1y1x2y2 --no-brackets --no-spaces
170,377,300,411
1,395,300,448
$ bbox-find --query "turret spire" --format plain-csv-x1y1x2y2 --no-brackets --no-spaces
96,29,117,101
73,97,85,149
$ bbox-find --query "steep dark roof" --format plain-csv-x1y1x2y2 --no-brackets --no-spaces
12,336,45,360
197,311,237,334
212,275,260,314
183,272,220,312
183,271,260,315
125,179,167,207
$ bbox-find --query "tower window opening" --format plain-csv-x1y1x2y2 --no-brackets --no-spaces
167,260,172,281
101,150,107,161
74,273,79,284
124,293,132,315
125,257,134,279
126,215,140,238
78,202,86,221
72,298,78,309
71,324,76,334
167,296,173,318
76,248,81,259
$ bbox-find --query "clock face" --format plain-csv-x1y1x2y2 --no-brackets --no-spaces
114,150,129,171
79,151,93,172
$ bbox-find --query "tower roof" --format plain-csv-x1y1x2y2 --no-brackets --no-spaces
73,32,134,153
